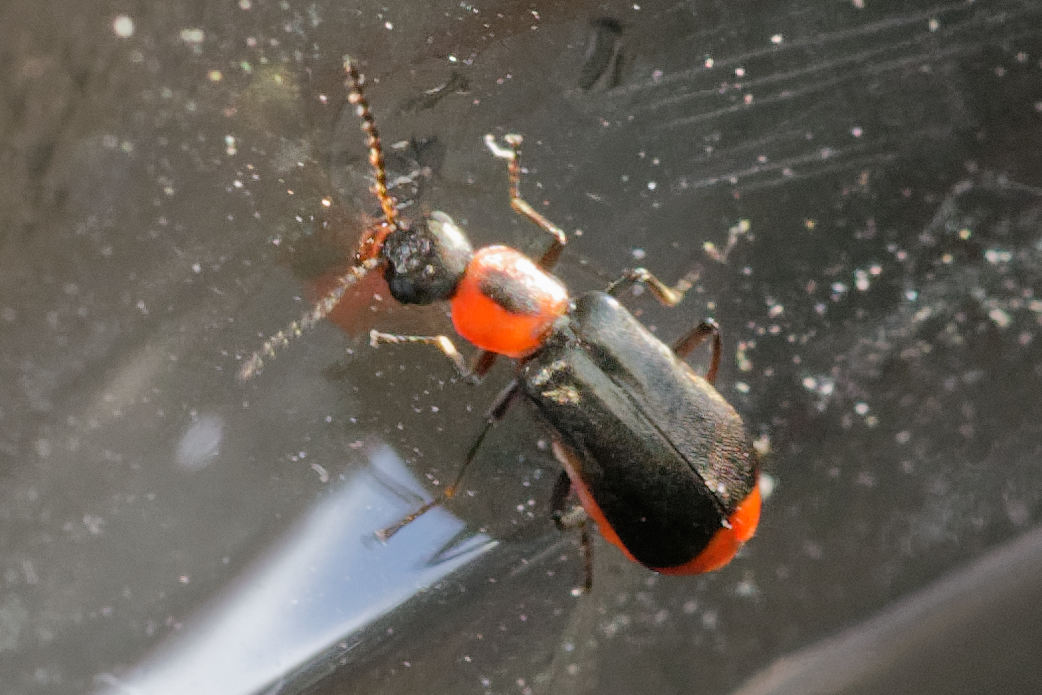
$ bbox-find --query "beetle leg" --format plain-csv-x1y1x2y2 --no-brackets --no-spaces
671,319,722,385
368,329,474,381
603,269,721,383
485,133,568,271
604,267,692,307
369,330,505,384
550,470,578,528
481,133,568,377
549,469,594,593
375,380,521,541
468,350,499,380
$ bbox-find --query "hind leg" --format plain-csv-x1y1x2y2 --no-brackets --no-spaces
550,469,593,594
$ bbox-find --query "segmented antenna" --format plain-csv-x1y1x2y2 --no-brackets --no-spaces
343,56,399,229
239,60,399,381
238,258,380,381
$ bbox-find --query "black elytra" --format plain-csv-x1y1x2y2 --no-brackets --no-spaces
522,292,758,570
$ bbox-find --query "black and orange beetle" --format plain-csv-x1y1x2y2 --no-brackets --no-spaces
240,58,761,590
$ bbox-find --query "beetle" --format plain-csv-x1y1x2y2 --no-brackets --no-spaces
240,57,761,590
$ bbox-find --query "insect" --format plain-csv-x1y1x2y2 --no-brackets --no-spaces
240,58,761,591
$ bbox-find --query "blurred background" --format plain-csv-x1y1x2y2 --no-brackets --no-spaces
2,0,1041,693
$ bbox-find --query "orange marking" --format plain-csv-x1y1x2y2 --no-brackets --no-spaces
654,483,762,575
354,221,395,263
568,472,641,564
451,246,568,358
559,445,761,574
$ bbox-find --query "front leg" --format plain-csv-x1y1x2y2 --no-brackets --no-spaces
485,133,568,271
369,329,472,380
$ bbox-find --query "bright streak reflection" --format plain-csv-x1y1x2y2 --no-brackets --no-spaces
100,445,495,695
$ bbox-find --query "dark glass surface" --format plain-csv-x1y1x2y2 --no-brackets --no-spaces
2,1,1040,693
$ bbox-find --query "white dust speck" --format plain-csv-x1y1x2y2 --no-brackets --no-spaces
113,15,135,38
180,28,205,45
176,414,224,470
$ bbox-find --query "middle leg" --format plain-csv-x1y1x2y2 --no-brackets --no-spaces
603,267,721,383
605,267,692,307
671,319,722,384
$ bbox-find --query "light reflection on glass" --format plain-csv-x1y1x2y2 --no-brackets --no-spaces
99,445,495,695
